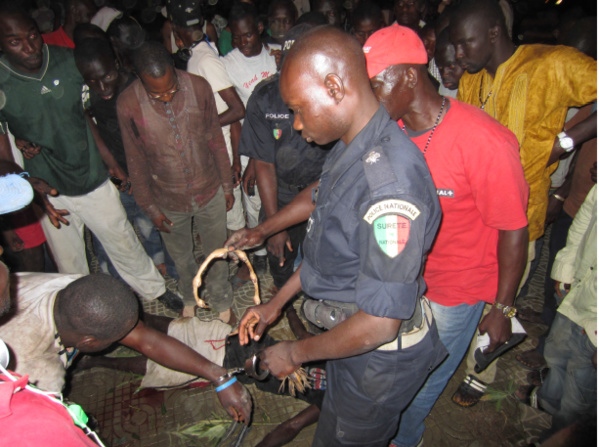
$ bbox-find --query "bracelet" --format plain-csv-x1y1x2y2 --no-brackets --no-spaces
552,193,566,202
215,376,237,392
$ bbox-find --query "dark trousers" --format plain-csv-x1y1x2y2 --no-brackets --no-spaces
312,321,447,447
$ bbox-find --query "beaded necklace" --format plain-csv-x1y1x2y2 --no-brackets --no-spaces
478,75,493,110
402,96,447,156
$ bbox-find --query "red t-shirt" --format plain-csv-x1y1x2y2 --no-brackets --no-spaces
0,374,98,446
400,99,528,306
11,209,46,249
42,27,75,49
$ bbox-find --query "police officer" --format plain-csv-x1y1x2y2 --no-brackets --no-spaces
229,26,447,446
239,23,329,291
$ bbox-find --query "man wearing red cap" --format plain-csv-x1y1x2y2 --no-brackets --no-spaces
364,24,529,447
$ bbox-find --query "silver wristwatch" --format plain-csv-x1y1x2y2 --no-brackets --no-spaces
557,131,575,152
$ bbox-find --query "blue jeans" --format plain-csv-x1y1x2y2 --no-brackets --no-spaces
94,190,178,279
538,312,597,436
391,300,485,447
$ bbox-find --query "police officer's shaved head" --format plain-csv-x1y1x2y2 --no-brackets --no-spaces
283,25,367,86
280,26,379,145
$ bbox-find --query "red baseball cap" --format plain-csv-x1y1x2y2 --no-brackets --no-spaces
363,24,428,78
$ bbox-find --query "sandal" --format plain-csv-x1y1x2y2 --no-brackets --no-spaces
527,368,549,387
516,349,547,371
515,384,540,409
452,374,487,407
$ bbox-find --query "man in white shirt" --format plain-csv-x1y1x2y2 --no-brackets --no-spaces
222,2,280,276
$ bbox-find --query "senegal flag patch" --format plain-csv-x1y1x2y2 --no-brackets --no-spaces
273,129,282,140
364,199,419,258
373,215,410,258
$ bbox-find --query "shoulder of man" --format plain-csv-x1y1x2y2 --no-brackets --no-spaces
361,121,434,200
250,73,280,99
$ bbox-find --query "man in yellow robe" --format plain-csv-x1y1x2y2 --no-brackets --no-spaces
448,0,596,407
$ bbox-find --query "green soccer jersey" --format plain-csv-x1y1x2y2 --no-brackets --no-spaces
0,44,107,196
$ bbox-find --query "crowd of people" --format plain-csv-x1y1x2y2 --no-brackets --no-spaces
0,0,596,445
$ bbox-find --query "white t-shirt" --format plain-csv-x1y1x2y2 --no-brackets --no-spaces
0,273,84,392
222,44,280,106
187,41,235,158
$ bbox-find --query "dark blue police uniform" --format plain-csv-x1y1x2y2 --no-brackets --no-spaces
300,105,447,446
239,74,328,288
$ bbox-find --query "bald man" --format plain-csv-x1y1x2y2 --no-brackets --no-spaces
230,26,447,446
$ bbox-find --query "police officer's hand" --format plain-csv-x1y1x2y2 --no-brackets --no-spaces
266,231,292,266
215,379,252,425
260,341,300,380
238,302,281,345
479,307,512,353
225,228,266,253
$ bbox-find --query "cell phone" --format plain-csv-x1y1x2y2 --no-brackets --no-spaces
247,184,255,197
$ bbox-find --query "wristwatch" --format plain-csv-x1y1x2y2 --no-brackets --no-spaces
557,131,575,152
493,302,517,318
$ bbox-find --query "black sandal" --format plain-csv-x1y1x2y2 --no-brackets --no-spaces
451,374,487,407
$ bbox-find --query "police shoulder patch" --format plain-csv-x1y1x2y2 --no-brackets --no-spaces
364,200,420,258
372,214,410,258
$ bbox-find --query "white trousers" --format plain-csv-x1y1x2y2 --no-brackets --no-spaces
40,179,165,300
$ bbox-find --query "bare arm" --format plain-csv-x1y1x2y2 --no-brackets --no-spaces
120,320,252,424
0,133,14,161
230,120,242,185
225,180,318,251
260,310,402,379
255,159,292,264
217,87,245,126
479,226,528,352
85,112,128,191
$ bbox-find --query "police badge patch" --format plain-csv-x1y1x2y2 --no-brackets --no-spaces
364,199,419,258
273,129,282,140
373,215,410,257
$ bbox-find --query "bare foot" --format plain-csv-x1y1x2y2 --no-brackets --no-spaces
181,305,196,318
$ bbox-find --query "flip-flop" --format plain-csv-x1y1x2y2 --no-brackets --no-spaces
515,384,540,409
452,374,487,407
